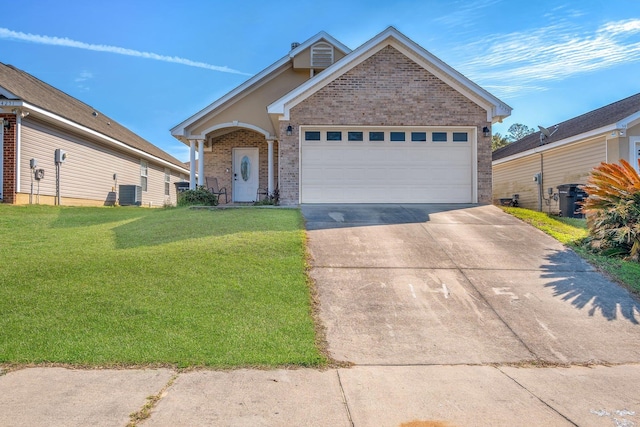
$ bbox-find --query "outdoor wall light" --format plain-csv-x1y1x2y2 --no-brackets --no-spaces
482,126,490,137
286,125,293,136
2,118,10,130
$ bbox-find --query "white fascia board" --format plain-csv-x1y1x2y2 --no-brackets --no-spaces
288,31,351,58
170,56,292,138
24,103,189,173
492,125,615,166
617,110,640,129
269,26,511,122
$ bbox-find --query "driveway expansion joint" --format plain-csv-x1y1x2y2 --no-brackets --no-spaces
496,366,580,427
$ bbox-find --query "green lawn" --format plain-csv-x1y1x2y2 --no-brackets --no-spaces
502,207,640,295
0,205,325,368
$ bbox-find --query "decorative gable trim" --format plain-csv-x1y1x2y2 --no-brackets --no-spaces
268,26,511,123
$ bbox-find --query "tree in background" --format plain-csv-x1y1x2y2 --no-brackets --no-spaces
492,123,536,152
492,133,509,151
506,123,535,142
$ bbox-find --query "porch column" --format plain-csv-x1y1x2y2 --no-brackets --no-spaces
189,139,196,189
197,139,204,187
267,140,274,193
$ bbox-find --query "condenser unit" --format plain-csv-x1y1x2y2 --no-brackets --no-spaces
119,185,142,206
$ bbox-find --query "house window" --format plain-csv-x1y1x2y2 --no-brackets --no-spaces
411,132,427,142
305,131,321,141
369,131,384,142
432,132,447,142
390,132,405,142
453,132,468,142
311,42,334,68
327,131,342,141
348,131,363,141
140,160,148,192
164,168,170,196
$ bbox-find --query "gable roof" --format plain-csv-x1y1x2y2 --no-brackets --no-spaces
493,92,640,162
0,62,187,171
170,31,352,141
267,26,512,123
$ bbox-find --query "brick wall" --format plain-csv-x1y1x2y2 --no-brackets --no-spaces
1,114,16,203
204,129,277,202
279,45,492,205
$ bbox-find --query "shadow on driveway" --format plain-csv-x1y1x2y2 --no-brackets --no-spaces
541,251,640,324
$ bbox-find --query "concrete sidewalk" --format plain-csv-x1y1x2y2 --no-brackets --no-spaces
1,364,639,426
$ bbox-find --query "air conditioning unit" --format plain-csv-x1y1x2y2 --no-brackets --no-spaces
119,185,142,206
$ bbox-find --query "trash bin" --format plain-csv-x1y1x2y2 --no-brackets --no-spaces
557,184,587,218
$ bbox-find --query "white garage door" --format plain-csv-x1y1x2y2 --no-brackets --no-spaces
300,127,476,203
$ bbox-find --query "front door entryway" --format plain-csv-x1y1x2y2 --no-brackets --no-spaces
232,147,259,202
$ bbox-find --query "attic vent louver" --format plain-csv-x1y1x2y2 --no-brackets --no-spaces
311,42,334,68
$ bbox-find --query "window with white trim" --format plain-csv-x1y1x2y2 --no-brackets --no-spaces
164,168,171,196
140,160,148,192
311,42,334,68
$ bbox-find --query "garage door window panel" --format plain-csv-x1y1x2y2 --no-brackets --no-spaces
327,131,342,141
369,131,385,142
432,132,447,142
390,132,406,142
348,131,364,141
305,131,321,141
453,132,468,142
411,132,427,142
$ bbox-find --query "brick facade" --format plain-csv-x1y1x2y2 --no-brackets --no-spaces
1,114,16,203
278,45,492,205
204,129,277,202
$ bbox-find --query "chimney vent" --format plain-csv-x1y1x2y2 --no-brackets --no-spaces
291,42,300,50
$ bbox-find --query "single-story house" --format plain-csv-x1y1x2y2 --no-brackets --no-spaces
171,26,512,205
0,61,189,207
492,92,640,214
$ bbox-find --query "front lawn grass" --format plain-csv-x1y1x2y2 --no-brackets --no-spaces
502,207,640,295
0,205,326,368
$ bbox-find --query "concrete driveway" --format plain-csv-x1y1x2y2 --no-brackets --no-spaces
302,204,640,365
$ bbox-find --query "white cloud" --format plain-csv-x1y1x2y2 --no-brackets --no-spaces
74,70,93,91
0,28,251,76
457,18,640,99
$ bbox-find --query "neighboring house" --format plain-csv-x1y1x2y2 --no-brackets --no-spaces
0,62,189,207
492,93,640,213
171,27,511,205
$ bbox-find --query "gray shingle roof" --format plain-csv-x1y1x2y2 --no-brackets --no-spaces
0,61,186,170
493,92,640,161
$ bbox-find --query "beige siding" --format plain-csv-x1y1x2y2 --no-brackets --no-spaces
493,156,541,210
19,117,184,206
189,67,310,137
493,137,606,213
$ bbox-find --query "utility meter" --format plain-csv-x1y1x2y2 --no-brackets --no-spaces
54,149,67,164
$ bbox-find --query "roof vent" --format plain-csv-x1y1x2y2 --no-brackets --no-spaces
311,42,334,68
291,42,300,50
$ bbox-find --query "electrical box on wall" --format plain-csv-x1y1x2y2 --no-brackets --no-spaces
54,149,67,164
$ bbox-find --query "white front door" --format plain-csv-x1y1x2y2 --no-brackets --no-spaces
233,147,259,202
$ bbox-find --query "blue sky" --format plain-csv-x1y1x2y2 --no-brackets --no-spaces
2,0,640,161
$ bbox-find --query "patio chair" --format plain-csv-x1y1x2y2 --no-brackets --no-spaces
205,177,228,204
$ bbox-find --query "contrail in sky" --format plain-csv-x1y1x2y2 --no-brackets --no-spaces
0,27,251,76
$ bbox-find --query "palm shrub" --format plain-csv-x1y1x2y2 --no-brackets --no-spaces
581,159,640,261
177,186,218,207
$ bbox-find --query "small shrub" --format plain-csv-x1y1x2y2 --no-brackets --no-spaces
254,188,280,206
581,159,640,261
177,186,218,207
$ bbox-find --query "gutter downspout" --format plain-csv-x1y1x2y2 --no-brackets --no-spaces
538,153,543,212
15,112,21,194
